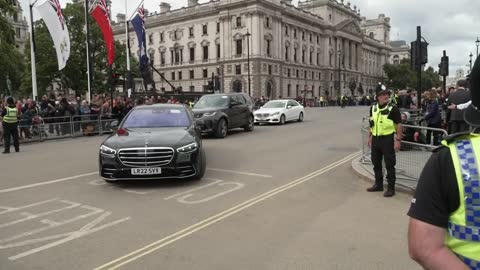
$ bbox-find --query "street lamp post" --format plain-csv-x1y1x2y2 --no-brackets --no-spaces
470,52,474,73
476,37,480,58
337,50,342,96
245,30,251,97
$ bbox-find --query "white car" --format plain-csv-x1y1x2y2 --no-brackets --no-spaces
254,99,305,125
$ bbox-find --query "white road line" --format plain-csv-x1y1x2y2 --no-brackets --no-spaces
93,151,361,270
0,172,98,194
164,178,224,200
207,168,273,178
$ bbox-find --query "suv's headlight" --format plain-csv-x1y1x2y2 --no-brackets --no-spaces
271,112,280,116
177,142,198,153
203,112,216,117
100,145,117,156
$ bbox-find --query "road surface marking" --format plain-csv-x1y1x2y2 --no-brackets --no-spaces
164,178,224,200
93,151,361,270
207,168,273,178
0,173,98,194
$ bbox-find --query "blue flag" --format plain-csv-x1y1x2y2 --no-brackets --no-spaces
131,5,149,71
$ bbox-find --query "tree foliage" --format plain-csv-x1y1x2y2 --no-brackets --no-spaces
20,2,139,97
383,58,441,91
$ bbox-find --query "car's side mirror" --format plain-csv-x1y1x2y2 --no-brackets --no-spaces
287,105,292,109
230,101,240,108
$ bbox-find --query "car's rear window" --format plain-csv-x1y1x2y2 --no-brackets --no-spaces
123,107,191,128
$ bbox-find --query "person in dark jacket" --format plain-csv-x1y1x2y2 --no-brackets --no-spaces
447,80,471,134
424,90,443,145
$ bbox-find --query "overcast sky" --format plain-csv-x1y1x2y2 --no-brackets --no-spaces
19,0,480,77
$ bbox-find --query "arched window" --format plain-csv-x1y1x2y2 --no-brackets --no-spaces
369,32,374,39
393,55,400,65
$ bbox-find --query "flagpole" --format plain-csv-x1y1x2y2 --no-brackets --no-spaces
125,0,131,97
85,0,93,103
29,0,39,101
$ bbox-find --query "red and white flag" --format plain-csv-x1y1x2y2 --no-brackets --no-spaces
91,0,114,65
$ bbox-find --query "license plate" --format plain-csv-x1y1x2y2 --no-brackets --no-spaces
131,167,162,175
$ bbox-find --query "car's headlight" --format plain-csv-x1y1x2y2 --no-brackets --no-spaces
100,145,117,156
177,142,198,153
271,112,280,116
203,112,216,117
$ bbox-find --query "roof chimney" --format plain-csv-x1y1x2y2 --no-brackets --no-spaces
160,2,171,13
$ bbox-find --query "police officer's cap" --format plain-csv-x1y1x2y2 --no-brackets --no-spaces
375,83,390,96
6,97,14,105
465,56,480,127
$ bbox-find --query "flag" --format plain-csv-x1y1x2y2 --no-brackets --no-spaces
91,0,114,65
35,0,70,70
131,4,149,71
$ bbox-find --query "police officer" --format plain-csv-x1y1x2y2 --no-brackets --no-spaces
1,97,20,154
407,57,480,270
367,85,403,197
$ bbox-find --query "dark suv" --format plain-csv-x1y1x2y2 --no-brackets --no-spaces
192,93,254,138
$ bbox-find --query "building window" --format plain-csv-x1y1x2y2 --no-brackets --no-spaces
369,32,374,39
268,65,272,75
203,69,208,78
302,49,305,63
317,35,320,44
329,37,332,45
203,24,208,35
160,73,165,81
304,70,307,78
148,34,153,45
13,14,18,22
216,22,220,33
174,30,178,40
266,40,271,56
294,29,297,39
190,47,195,62
217,44,221,59
236,40,242,56
329,14,332,21
266,17,270,28
160,52,165,65
302,31,305,40
16,28,21,39
330,73,333,80
235,65,241,75
189,27,194,37
236,16,242,28
296,69,299,78
173,48,182,64
285,26,289,36
190,86,195,92
310,52,313,65
287,68,291,77
178,71,182,80
310,33,312,42
287,84,291,97
294,48,297,62
171,72,176,81
190,70,194,79
296,85,299,97
203,46,209,60
160,32,165,43
285,46,289,60
317,53,320,66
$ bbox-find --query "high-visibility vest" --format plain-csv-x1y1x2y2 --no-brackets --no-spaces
443,135,480,269
370,104,395,136
3,107,18,123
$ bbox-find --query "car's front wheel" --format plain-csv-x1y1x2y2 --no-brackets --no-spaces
279,114,286,125
215,118,228,138
192,148,206,180
298,112,304,122
244,115,254,132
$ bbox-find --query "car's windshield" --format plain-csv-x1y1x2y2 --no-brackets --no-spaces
122,107,191,128
193,95,230,109
263,101,286,109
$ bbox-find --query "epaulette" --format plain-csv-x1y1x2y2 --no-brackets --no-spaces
442,131,471,144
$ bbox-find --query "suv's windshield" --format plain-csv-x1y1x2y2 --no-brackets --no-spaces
122,107,191,128
193,95,230,109
263,101,286,109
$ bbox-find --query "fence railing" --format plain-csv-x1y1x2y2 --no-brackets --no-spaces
1,114,118,146
360,117,448,190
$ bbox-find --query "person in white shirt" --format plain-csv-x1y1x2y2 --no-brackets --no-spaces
448,100,472,110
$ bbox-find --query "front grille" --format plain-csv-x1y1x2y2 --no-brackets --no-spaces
256,113,269,117
118,147,174,167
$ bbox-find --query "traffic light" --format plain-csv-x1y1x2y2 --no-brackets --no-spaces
111,72,120,85
411,41,429,69
439,55,449,77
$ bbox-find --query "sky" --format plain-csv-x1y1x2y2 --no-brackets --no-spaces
18,0,480,77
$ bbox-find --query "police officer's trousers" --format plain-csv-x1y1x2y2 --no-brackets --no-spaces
371,134,396,187
3,122,20,152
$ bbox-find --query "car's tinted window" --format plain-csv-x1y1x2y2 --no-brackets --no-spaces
264,101,286,108
287,101,296,107
232,95,245,105
194,95,230,108
123,107,191,128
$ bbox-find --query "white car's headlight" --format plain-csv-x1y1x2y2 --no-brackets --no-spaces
271,112,280,116
203,112,216,117
100,145,116,156
177,142,198,153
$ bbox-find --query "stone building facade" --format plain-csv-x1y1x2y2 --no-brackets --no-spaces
9,0,29,55
389,40,411,65
112,0,392,99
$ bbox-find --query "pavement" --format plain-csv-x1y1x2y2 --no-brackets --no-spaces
0,107,420,270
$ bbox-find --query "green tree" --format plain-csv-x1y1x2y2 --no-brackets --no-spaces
383,58,442,91
0,0,24,97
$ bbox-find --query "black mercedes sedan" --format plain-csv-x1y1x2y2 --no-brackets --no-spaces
99,104,206,182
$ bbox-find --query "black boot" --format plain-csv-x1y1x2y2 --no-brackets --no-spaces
2,150,10,154
15,148,19,153
367,184,384,192
384,186,395,197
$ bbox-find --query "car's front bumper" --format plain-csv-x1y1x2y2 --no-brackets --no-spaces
254,114,281,124
195,115,217,133
99,150,199,181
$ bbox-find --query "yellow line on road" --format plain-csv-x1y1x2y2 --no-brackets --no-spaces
93,151,361,270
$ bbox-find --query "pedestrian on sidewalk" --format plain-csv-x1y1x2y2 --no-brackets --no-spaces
408,55,480,270
1,97,20,154
367,85,403,197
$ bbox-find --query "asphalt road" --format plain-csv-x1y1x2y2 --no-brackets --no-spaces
0,107,420,270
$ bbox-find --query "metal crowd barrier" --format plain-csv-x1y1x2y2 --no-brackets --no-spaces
360,117,448,190
0,114,118,146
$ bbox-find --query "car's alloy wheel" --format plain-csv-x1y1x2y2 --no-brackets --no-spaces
244,116,254,132
298,112,304,122
192,148,206,180
280,114,286,125
215,118,227,138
